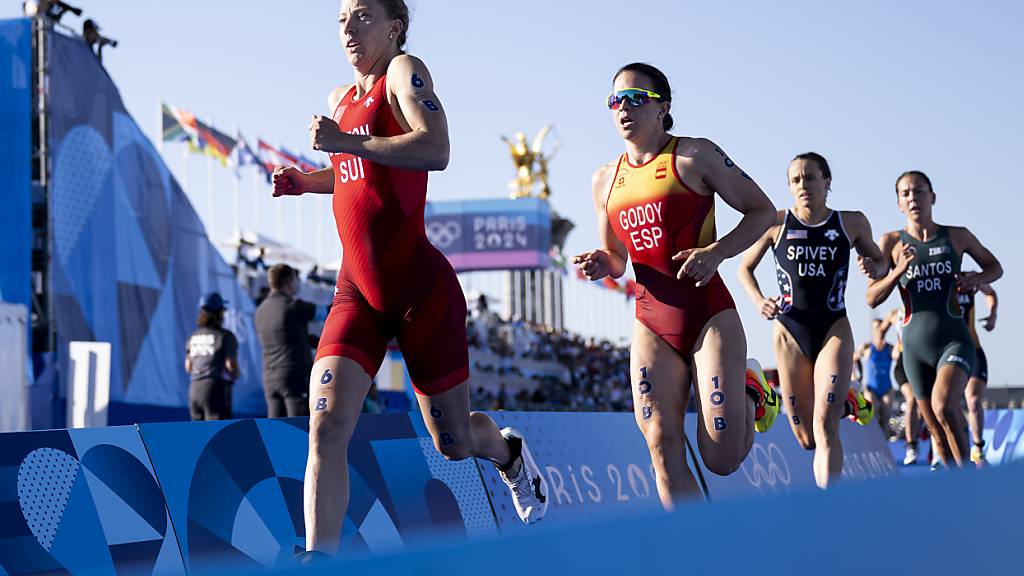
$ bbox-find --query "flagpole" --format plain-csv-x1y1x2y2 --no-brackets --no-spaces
208,153,215,244
276,142,286,243
182,144,189,199
316,195,325,265
233,127,242,239
296,195,304,262
157,100,162,154
252,170,260,236
276,191,283,242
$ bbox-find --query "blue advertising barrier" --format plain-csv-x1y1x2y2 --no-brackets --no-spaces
474,412,670,533
424,198,551,271
0,411,912,575
0,19,33,344
138,414,497,574
690,413,899,499
305,460,1024,576
981,409,1024,465
889,409,1024,470
0,426,185,576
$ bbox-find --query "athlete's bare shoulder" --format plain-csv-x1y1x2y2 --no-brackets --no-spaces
839,209,870,234
945,225,978,253
327,84,353,114
945,224,972,239
839,209,868,223
386,53,430,83
673,135,709,156
592,162,616,185
591,162,617,210
879,230,903,254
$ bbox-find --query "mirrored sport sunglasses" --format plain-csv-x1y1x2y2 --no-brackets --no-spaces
606,88,663,110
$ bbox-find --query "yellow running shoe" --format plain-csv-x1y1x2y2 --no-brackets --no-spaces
746,358,778,433
845,388,874,426
970,443,987,468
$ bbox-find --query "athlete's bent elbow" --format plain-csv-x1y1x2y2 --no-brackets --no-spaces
865,290,883,309
987,260,1003,283
426,148,449,171
752,205,776,236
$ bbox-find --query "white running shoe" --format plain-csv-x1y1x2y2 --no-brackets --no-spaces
498,427,548,524
903,444,918,466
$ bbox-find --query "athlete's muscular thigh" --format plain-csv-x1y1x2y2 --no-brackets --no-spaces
630,321,689,434
773,322,815,443
691,309,749,446
814,318,854,422
308,356,372,438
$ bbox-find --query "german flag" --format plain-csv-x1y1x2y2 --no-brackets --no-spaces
197,122,236,167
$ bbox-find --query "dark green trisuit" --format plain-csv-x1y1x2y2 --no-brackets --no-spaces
898,226,975,399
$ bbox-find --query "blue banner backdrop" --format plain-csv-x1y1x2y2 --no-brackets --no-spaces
44,29,263,417
424,198,551,271
0,19,33,330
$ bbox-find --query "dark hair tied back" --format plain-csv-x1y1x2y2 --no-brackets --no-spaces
895,170,933,194
614,62,672,131
377,0,410,48
791,152,832,181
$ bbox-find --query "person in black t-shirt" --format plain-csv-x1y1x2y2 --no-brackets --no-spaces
255,264,318,417
185,293,239,420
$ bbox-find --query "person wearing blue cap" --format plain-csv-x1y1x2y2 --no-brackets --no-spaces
184,292,239,420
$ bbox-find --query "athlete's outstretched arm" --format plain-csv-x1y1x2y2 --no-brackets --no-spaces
674,139,775,286
951,227,1003,291
844,211,886,279
309,54,449,171
979,284,998,331
737,214,783,320
271,167,334,196
574,164,629,280
866,232,910,308
852,343,868,363
878,307,898,335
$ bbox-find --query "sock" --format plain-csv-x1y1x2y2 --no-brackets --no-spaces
496,436,523,474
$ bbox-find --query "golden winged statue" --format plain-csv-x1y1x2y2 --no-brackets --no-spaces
502,124,559,199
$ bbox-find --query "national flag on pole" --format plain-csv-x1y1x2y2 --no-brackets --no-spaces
196,122,237,167
231,133,262,179
299,154,328,173
257,139,293,182
279,147,302,168
161,103,200,146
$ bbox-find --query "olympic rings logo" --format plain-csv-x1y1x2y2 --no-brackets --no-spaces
740,443,791,494
426,220,462,248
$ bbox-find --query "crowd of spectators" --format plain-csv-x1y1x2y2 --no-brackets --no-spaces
466,296,632,413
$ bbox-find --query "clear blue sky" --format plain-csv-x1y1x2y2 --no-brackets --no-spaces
5,1,1022,385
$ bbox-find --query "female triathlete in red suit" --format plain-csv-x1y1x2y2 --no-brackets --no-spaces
575,63,779,509
272,0,547,556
